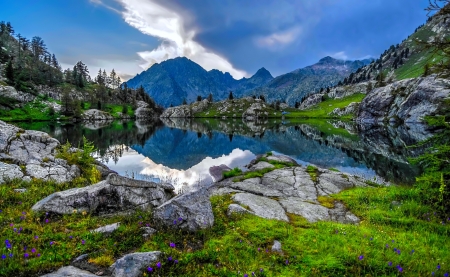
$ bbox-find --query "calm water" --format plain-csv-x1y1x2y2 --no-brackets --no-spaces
15,118,423,192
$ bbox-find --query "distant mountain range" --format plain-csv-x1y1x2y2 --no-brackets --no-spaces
126,56,371,107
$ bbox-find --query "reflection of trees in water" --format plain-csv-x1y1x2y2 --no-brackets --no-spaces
40,120,163,161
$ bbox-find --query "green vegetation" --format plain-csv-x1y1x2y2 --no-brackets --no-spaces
223,167,243,179
0,97,60,122
306,165,318,182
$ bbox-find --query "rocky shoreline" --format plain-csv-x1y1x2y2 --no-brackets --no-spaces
0,120,374,276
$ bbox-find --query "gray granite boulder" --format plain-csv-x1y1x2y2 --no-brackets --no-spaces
110,251,160,277
40,266,97,277
82,109,114,121
0,162,24,183
91,222,121,234
249,161,274,171
209,164,231,182
272,240,283,253
232,193,289,221
32,174,174,215
227,204,254,217
153,189,214,231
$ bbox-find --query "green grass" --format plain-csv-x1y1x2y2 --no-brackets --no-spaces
0,99,60,122
284,93,366,119
104,104,134,119
223,167,243,179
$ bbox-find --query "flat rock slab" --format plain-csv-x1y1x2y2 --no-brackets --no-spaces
227,204,254,217
230,178,284,197
267,155,298,165
110,251,160,277
249,161,274,171
232,193,288,221
209,164,231,182
40,266,98,277
153,189,214,231
91,222,120,234
279,197,330,223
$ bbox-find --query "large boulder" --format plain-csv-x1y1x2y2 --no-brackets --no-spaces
209,164,231,182
153,189,214,232
298,94,324,110
134,101,155,119
31,174,174,215
0,85,36,105
0,120,81,183
357,76,450,124
82,109,114,121
329,102,360,117
161,99,209,118
110,251,161,277
242,102,268,120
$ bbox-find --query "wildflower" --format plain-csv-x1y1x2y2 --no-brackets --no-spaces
81,240,85,245
388,261,392,266
432,272,435,276
386,244,389,248
174,260,178,264
252,272,255,276
9,223,13,227
169,242,175,248
359,255,364,260
410,249,415,254
50,241,54,245
398,267,403,272
285,259,289,265
9,253,13,258
31,248,36,253
258,248,261,251
178,217,183,222
260,268,263,272
147,267,153,272
45,219,49,223
34,236,38,240
69,236,73,239
397,249,401,255
157,262,161,268
173,220,177,225
444,273,448,277
244,274,249,277
392,240,395,243
24,253,29,258
23,246,27,251
438,264,441,270
37,253,41,258
168,256,173,261
1,254,6,260
370,237,373,241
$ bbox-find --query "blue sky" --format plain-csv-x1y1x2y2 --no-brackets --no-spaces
0,0,430,80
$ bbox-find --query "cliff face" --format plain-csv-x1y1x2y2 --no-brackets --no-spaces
356,75,450,124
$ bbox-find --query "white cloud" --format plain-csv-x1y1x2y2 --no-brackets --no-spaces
109,0,248,79
255,26,302,50
330,51,349,60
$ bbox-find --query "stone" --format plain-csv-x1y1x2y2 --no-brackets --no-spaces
32,174,174,215
299,94,324,110
91,222,121,234
0,162,24,183
227,204,254,217
279,197,330,223
209,164,231,182
40,266,98,277
271,240,283,253
0,85,36,104
13,188,27,193
232,193,288,221
110,251,160,277
73,254,89,263
329,102,360,117
82,109,114,121
242,102,267,121
141,227,157,239
266,155,298,165
153,189,214,231
248,161,274,171
229,178,284,197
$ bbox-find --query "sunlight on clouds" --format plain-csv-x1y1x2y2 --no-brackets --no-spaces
255,26,302,50
331,51,349,60
115,0,248,79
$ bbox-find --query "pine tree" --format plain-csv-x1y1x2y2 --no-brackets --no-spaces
207,93,213,102
197,95,202,101
110,69,117,89
228,91,234,100
182,98,187,105
5,60,14,83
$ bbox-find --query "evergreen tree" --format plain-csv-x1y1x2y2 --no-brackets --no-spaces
182,98,187,105
259,94,266,102
197,95,202,101
109,69,117,89
5,60,14,83
228,91,234,100
207,93,213,102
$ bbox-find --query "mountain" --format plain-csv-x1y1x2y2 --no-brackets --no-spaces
126,57,274,107
242,57,372,105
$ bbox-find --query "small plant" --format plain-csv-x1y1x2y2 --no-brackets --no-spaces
223,167,242,179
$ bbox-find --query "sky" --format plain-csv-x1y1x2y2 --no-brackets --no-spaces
0,0,431,80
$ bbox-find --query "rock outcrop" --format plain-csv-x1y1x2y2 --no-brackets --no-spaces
161,99,209,118
40,266,98,277
31,173,175,215
110,251,161,277
153,189,214,231
242,101,269,120
0,85,36,106
298,94,323,110
329,102,360,117
0,120,81,183
210,154,366,224
134,101,155,119
82,109,114,121
357,75,450,124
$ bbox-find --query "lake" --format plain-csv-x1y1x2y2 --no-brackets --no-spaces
15,118,423,192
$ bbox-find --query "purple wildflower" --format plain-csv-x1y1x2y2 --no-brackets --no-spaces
252,273,255,276
37,253,41,258
34,236,38,239
388,261,392,266
1,254,6,260
370,237,373,241
178,217,183,221
260,268,263,272
81,240,85,245
444,273,448,277
169,242,175,248
432,272,435,276
174,260,178,264
9,223,13,227
147,267,153,272
45,219,49,223
258,247,261,251
9,253,13,258
50,241,54,245
24,253,29,258
22,212,26,215
386,244,389,248
69,236,73,239
244,274,249,277
31,248,36,253
359,255,364,260
285,259,289,265
157,262,161,268
168,256,173,261
397,249,401,255
438,264,441,270
173,220,177,225
398,267,403,272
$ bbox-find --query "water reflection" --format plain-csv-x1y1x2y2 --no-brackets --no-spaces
15,117,425,187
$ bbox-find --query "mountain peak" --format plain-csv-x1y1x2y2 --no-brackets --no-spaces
318,56,338,63
252,67,273,79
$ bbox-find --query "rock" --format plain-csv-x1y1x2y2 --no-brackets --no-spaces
279,103,289,109
135,101,155,119
141,227,157,239
271,240,282,253
110,251,160,277
32,174,174,215
209,187,243,196
232,193,288,221
161,99,209,118
0,120,81,183
328,202,360,224
0,85,36,105
209,164,231,182
91,222,121,234
153,189,214,232
299,94,324,110
266,155,298,165
0,162,24,183
357,76,450,124
227,204,253,217
242,102,267,121
73,254,89,263
82,109,114,121
13,188,27,193
229,178,284,197
248,161,274,171
279,197,330,222
40,266,98,277
329,102,360,117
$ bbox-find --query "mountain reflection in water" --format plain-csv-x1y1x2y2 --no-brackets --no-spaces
15,118,424,190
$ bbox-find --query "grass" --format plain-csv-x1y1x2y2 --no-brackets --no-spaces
306,165,318,182
225,156,296,182
223,168,243,179
0,98,60,122
284,93,366,119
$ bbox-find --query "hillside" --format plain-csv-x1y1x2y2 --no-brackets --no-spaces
126,57,274,107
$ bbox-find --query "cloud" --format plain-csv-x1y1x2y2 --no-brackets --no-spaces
255,26,302,50
330,51,349,60
111,0,248,79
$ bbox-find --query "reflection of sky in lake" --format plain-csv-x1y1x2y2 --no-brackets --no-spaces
104,147,256,192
